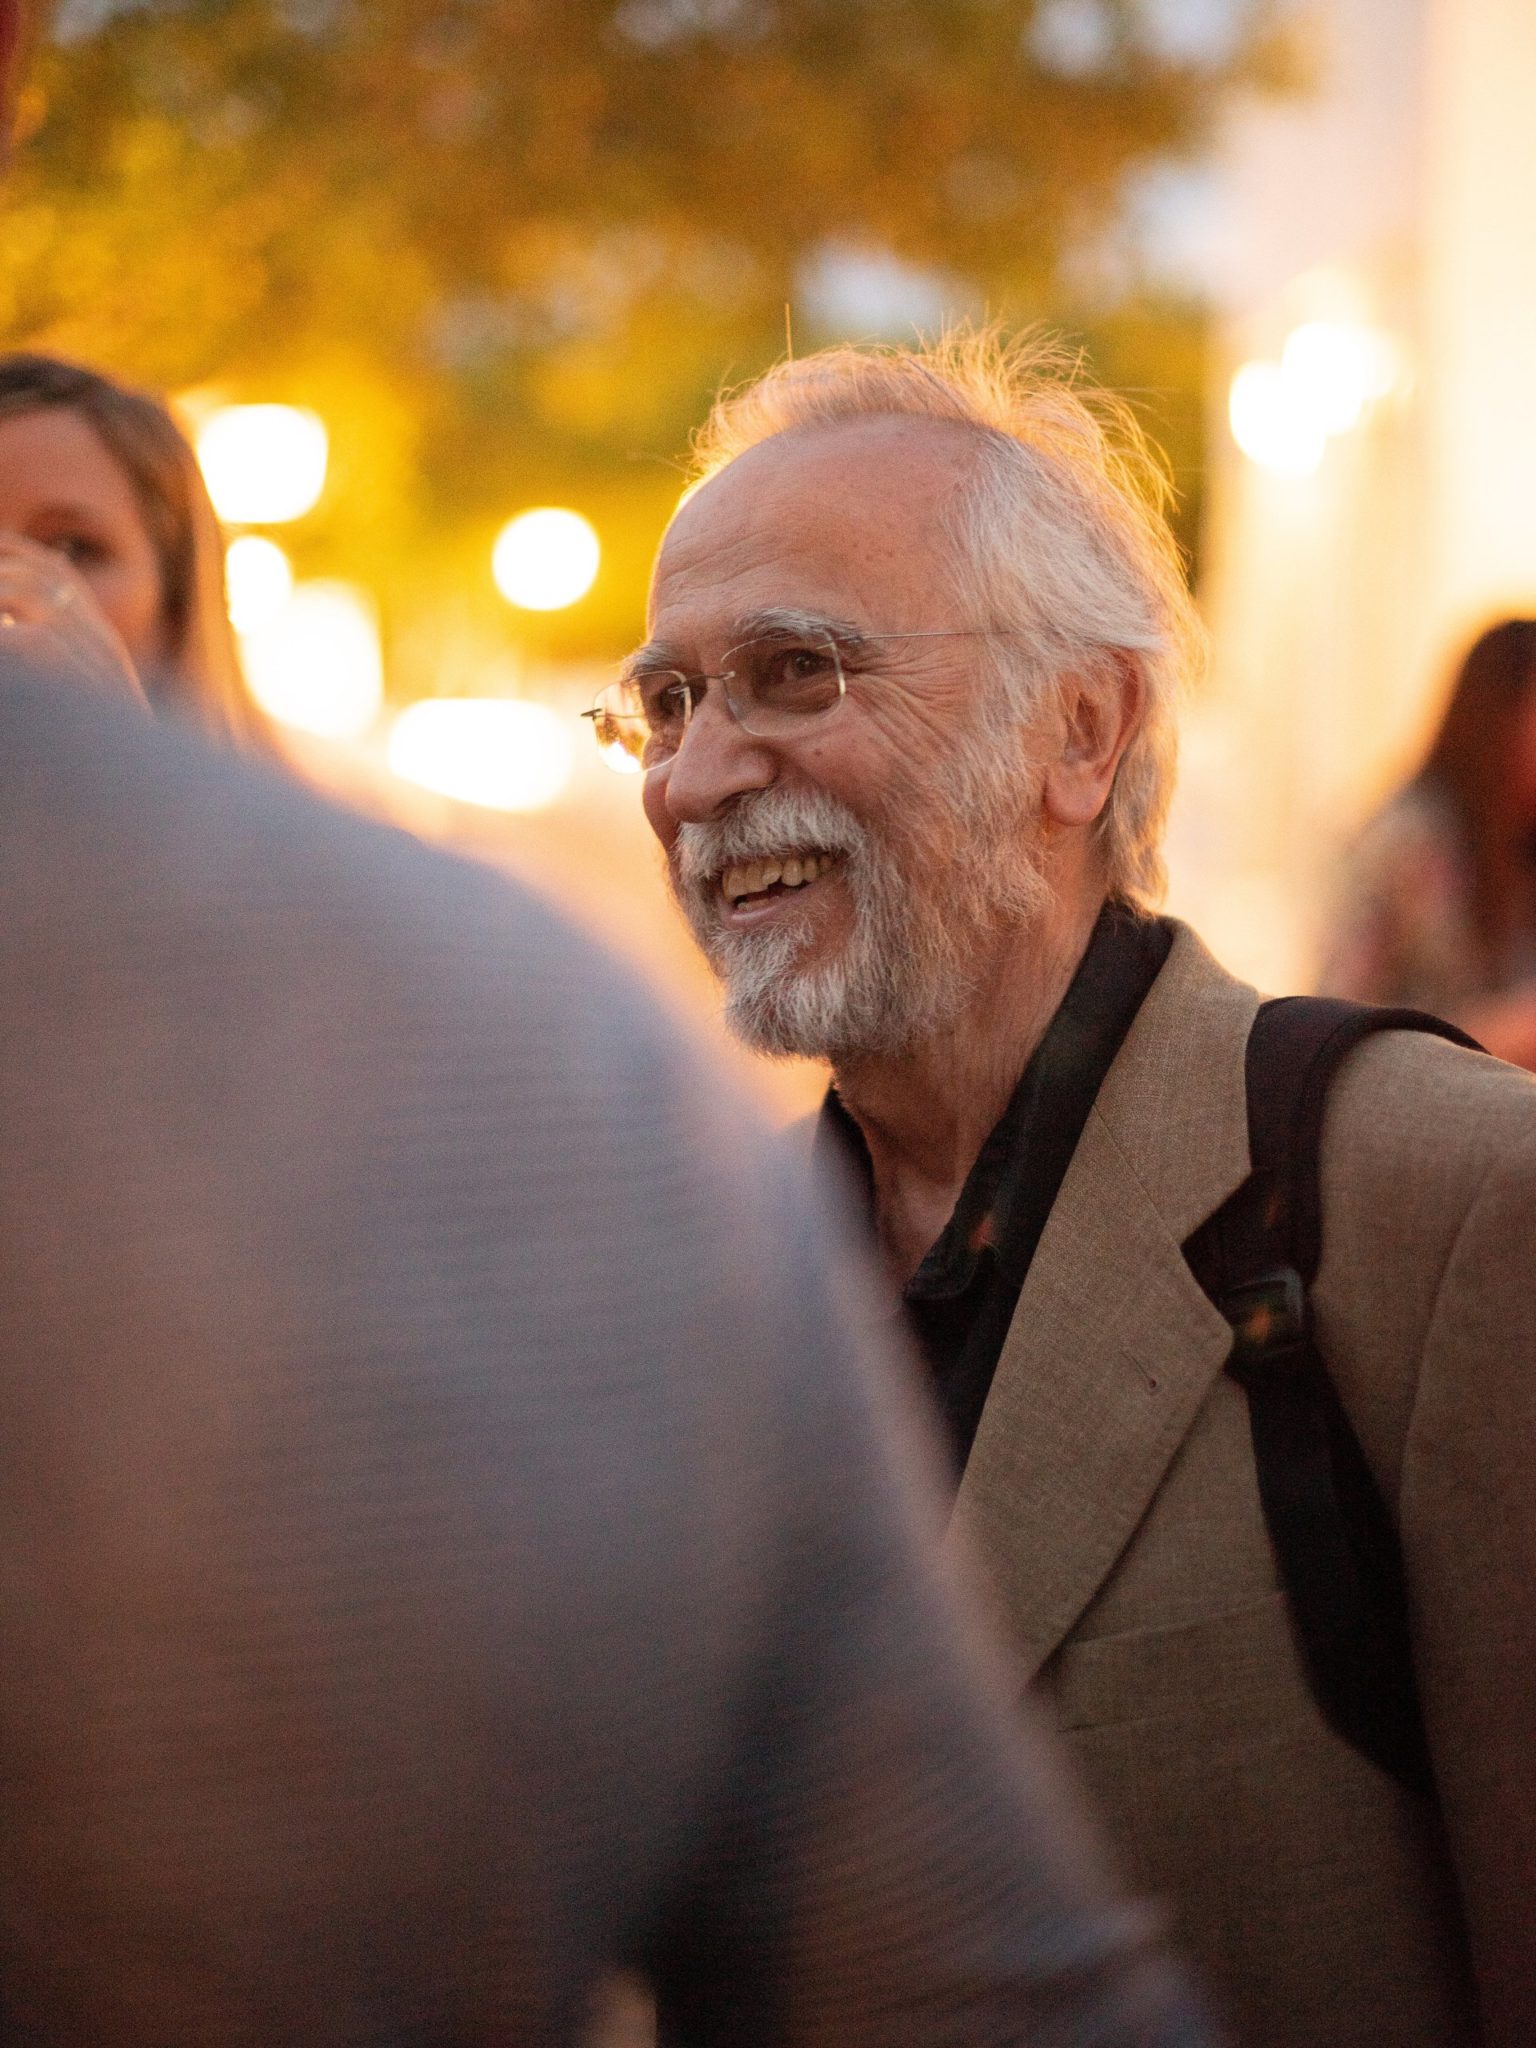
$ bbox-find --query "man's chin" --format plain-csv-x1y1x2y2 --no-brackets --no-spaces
722,976,843,1062
674,864,972,1062
706,920,851,1061
716,948,913,1064
684,890,816,981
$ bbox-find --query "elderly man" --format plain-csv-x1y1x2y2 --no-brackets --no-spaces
597,332,1536,2048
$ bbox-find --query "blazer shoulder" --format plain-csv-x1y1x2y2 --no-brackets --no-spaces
1325,1029,1536,1204
1314,1033,1536,1490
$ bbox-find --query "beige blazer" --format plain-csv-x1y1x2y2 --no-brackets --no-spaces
956,921,1536,2048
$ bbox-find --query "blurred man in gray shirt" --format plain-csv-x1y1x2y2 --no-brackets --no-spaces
0,658,1213,2044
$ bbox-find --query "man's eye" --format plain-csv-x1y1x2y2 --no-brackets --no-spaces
756,643,842,712
639,676,690,726
765,643,836,680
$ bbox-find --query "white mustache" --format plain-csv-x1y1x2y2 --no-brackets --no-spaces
674,787,867,886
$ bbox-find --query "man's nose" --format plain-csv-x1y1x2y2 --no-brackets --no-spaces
653,688,776,825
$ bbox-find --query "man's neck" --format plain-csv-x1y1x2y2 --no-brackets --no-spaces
832,889,1106,1284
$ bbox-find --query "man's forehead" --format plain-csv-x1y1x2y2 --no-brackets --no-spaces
678,414,977,527
650,415,977,635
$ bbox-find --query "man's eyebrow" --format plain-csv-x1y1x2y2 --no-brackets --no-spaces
621,609,871,679
621,639,686,680
732,606,868,648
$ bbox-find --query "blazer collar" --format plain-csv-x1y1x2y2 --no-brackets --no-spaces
953,922,1262,1680
1090,920,1259,1241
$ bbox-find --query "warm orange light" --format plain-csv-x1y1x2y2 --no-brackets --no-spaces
492,508,600,612
198,405,330,525
240,581,383,739
225,535,294,633
1230,321,1400,478
1229,362,1327,478
387,698,574,811
1280,323,1398,436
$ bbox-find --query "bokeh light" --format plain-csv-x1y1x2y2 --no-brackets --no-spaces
1280,322,1398,436
225,534,295,634
595,724,645,776
198,405,330,525
240,580,383,739
1231,321,1400,477
387,698,574,811
492,508,601,612
1228,361,1328,478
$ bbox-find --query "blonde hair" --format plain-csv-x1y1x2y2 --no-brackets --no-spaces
0,352,271,755
688,328,1203,905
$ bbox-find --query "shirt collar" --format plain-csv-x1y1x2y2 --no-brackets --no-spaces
816,900,1176,1305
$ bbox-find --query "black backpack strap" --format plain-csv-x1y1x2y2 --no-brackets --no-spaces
1183,998,1479,1798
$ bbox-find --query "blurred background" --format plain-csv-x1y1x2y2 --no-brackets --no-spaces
4,0,1532,1115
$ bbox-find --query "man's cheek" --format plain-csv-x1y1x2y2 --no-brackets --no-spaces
641,773,677,850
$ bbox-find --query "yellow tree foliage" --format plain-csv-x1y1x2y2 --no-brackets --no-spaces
1,0,1287,677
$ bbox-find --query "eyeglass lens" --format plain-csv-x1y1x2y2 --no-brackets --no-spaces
591,632,844,766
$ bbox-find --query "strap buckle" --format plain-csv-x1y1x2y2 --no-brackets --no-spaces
1221,1265,1307,1378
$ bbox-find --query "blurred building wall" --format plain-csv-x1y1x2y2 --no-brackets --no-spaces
1421,0,1536,639
1178,0,1536,992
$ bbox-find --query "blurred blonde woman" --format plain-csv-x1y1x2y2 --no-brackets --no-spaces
0,351,269,750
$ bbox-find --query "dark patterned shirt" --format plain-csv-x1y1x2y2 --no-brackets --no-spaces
818,901,1175,1476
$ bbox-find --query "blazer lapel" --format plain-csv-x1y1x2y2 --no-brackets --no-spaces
954,923,1261,1682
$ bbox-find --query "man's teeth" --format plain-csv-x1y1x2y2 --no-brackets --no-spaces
722,853,832,905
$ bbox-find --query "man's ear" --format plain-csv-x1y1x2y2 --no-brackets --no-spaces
1040,653,1143,830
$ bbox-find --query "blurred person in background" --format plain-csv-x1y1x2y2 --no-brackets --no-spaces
0,12,146,714
0,352,269,751
1320,618,1536,1069
0,531,146,708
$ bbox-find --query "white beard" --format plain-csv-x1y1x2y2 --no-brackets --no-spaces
668,758,1047,1061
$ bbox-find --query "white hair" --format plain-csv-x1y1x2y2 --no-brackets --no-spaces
687,327,1204,905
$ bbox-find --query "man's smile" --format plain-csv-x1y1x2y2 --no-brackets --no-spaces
717,849,843,921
